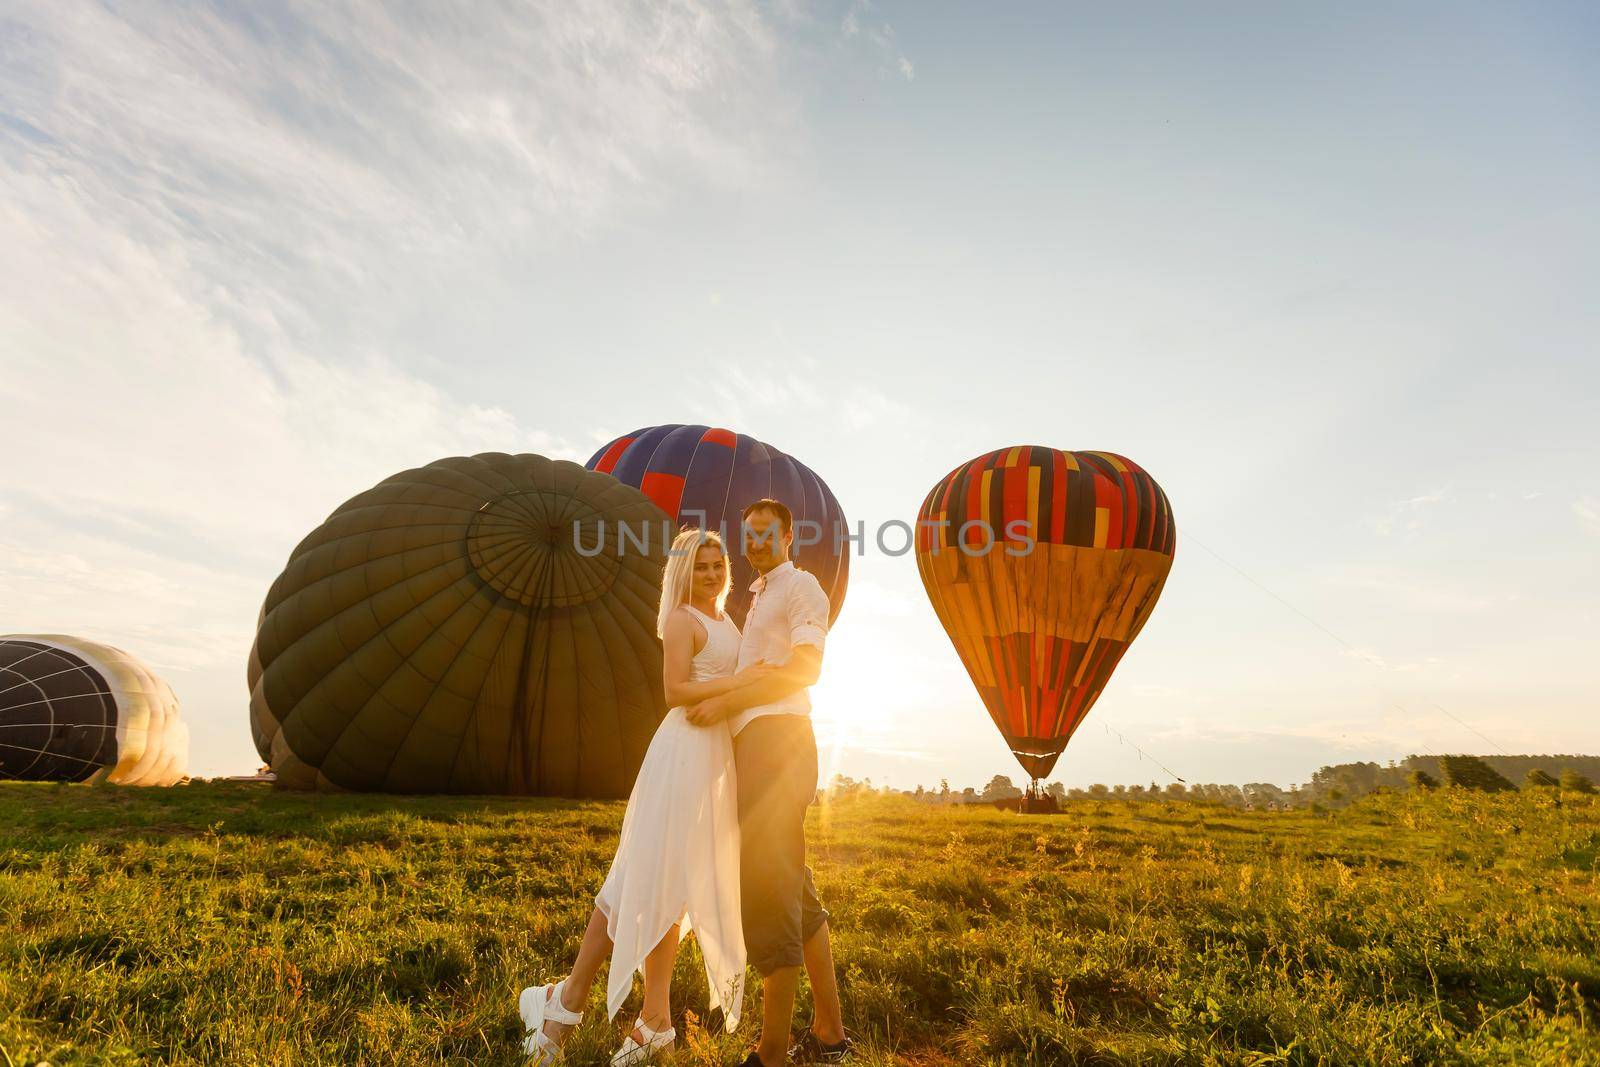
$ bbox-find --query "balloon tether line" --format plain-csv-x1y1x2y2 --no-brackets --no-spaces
1179,526,1509,756
1097,721,1186,783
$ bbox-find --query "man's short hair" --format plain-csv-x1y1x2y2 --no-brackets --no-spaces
741,497,793,536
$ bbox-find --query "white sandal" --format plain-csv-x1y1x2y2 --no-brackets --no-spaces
611,1016,676,1066
518,978,584,1062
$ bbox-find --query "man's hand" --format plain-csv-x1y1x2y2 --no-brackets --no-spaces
732,660,775,686
685,695,730,727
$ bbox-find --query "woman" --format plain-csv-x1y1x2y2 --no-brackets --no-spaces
519,528,769,1065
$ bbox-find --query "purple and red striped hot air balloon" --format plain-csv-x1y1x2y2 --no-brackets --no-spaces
587,425,849,625
915,447,1175,783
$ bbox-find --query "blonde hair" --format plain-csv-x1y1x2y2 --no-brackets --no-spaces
657,528,731,637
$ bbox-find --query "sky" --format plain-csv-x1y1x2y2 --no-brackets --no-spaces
2,1,1597,791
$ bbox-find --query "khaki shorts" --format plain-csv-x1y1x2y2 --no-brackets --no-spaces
733,715,830,976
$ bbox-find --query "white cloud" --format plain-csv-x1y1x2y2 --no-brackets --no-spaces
1575,498,1600,536
1340,646,1389,669
1371,488,1448,536
0,0,796,695
0,175,574,568
865,23,915,83
834,1,913,82
1333,647,1449,676
0,537,253,674
1321,564,1494,614
1145,715,1434,757
1127,684,1188,698
707,366,826,426
3,0,790,342
697,367,908,438
840,385,912,431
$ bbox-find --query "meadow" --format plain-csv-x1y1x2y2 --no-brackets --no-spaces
1,781,1596,1065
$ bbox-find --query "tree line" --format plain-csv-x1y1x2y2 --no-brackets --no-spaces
832,754,1598,811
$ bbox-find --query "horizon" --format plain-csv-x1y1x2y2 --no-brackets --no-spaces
3,1,1597,792
208,749,1600,796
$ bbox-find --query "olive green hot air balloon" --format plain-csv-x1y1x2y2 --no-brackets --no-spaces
248,453,672,796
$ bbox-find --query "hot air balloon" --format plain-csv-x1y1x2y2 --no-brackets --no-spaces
587,425,849,625
1,634,189,785
249,453,672,797
915,447,1175,785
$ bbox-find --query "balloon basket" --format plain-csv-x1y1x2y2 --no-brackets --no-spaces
1019,778,1060,815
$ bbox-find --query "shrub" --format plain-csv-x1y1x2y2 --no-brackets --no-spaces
1524,769,1558,789
1439,755,1514,792
1560,769,1596,794
1408,770,1438,790
980,775,1022,803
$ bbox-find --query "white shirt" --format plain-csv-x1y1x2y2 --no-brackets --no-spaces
730,560,830,735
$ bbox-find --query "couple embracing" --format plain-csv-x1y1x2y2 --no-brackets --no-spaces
519,499,852,1067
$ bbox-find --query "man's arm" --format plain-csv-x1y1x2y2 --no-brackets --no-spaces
686,573,830,726
685,646,821,724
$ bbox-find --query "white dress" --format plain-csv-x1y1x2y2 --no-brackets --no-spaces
594,605,746,1029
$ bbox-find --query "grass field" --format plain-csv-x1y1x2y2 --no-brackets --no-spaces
2,781,1597,1065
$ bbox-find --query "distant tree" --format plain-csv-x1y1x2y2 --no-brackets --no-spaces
1215,784,1246,808
1044,782,1068,801
960,787,979,804
829,773,866,798
1244,783,1290,809
1524,769,1558,789
1408,769,1439,791
1165,783,1187,799
980,775,1023,803
1088,783,1110,798
1439,755,1514,792
1310,760,1384,801
1111,784,1127,798
938,778,950,798
1560,769,1596,794
1127,784,1146,799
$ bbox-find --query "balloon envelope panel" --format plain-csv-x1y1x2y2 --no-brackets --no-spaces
915,447,1175,780
587,425,849,625
0,635,188,785
249,453,671,797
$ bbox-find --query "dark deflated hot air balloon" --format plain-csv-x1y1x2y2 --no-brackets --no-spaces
249,453,671,797
587,425,849,624
915,447,1175,783
1,634,188,785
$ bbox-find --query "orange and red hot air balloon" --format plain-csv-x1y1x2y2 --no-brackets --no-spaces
915,447,1176,784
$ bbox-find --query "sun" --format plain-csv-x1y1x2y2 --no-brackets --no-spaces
809,631,913,779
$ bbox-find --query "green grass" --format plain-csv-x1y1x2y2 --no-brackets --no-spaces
1,782,1597,1065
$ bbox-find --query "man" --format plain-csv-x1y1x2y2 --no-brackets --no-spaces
685,498,851,1065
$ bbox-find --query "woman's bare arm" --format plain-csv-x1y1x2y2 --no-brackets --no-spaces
661,609,774,707
684,645,821,725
